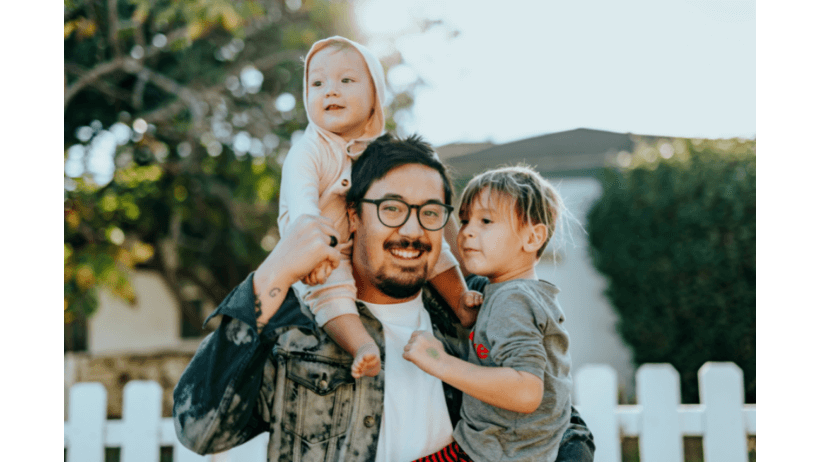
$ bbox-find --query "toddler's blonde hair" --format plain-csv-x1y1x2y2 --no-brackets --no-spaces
458,165,563,258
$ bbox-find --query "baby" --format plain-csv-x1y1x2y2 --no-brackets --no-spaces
404,166,573,462
278,36,481,378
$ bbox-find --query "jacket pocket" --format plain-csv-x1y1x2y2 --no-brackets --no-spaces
282,354,355,444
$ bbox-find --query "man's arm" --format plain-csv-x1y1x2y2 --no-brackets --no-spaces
173,215,342,454
556,406,596,462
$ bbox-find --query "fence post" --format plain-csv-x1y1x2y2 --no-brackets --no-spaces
66,382,107,462
637,364,684,462
576,364,620,462
699,362,747,462
122,381,163,462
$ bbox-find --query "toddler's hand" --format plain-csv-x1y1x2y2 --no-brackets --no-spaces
457,290,483,327
301,259,334,286
403,330,447,376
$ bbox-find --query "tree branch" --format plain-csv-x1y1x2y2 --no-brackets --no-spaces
64,57,127,108
107,0,121,57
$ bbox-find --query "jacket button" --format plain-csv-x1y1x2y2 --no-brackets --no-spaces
319,379,328,390
341,179,349,187
363,416,375,427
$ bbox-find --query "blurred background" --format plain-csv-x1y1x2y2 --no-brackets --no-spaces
63,1,755,451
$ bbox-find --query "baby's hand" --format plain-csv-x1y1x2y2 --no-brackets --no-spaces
301,259,334,286
402,330,447,376
456,290,483,327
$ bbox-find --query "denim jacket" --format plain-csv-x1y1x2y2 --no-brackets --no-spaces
173,273,595,461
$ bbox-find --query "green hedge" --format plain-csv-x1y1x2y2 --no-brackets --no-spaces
587,139,755,404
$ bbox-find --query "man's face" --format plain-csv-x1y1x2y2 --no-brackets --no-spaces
348,163,446,304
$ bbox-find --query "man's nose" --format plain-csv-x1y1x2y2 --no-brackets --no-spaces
398,209,424,238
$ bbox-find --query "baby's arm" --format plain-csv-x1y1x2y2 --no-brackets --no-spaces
403,331,543,414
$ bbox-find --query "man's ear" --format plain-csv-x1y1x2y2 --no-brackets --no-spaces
347,206,359,233
522,223,548,253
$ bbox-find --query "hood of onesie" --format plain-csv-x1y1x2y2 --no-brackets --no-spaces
302,36,386,147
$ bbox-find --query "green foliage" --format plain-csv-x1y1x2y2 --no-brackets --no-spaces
586,138,756,403
64,0,417,339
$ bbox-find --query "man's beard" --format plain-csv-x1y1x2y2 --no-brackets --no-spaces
374,238,432,299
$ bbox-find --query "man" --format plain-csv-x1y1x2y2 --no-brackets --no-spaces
173,134,595,461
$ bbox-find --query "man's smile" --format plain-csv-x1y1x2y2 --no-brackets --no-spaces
385,239,431,262
389,248,422,259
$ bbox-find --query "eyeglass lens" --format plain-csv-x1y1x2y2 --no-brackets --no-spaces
378,200,448,230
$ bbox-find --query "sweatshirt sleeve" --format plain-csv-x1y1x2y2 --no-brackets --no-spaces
484,287,549,378
278,141,323,235
172,273,316,454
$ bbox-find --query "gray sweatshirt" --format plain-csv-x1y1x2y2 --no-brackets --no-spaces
454,279,573,462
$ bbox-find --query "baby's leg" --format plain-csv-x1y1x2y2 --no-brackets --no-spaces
324,314,381,378
304,255,381,378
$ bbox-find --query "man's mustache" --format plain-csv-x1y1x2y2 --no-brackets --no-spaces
384,239,432,252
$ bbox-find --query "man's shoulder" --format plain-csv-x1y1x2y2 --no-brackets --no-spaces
466,274,490,293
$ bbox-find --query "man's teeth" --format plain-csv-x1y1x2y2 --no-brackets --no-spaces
390,248,421,259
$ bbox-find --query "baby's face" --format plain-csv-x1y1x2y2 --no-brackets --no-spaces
306,46,375,141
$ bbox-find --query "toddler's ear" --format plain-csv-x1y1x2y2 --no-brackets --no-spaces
522,223,548,253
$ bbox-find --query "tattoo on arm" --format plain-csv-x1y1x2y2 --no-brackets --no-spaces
254,294,264,334
255,288,282,334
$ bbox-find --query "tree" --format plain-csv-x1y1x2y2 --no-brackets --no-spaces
586,137,756,404
63,0,416,349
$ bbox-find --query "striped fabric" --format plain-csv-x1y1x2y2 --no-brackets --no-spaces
413,441,474,462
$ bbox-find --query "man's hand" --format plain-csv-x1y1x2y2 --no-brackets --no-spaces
254,214,342,290
403,330,449,377
251,215,342,331
457,290,483,327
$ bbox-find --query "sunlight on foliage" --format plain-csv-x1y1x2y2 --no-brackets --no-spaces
64,0,418,337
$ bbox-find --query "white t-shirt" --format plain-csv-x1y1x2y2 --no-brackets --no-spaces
362,293,454,462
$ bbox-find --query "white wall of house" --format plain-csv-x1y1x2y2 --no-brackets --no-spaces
536,177,636,401
89,271,193,354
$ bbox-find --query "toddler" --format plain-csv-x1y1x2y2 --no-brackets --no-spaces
278,36,480,378
404,165,573,462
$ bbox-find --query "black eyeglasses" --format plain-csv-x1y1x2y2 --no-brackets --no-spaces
361,198,453,231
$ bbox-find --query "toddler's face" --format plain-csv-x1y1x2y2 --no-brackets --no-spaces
457,189,528,283
306,46,375,142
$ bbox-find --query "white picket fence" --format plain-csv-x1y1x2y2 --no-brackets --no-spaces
64,361,755,462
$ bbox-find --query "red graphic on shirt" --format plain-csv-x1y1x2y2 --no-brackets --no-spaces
469,331,489,359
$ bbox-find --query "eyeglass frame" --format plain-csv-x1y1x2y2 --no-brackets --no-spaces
360,197,454,231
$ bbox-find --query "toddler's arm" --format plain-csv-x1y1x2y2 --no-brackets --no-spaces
403,331,543,414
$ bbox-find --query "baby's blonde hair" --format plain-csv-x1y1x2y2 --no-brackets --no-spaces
458,165,563,258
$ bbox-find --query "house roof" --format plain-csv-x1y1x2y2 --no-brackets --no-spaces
442,128,665,179
435,141,495,160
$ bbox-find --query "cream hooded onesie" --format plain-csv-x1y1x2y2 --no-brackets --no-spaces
278,36,459,326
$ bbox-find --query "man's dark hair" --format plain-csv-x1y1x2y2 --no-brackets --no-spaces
346,133,453,211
